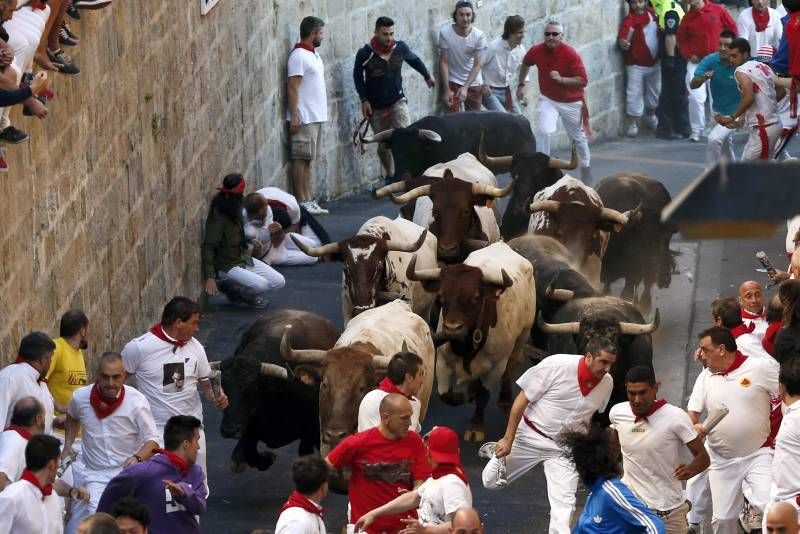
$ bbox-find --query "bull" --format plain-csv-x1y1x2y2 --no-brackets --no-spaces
528,176,631,289
595,173,678,312
291,216,437,324
537,296,659,422
219,310,339,473
278,299,435,493
408,241,535,441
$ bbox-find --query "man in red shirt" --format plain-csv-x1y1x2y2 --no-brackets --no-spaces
518,19,593,184
677,0,738,142
326,393,431,534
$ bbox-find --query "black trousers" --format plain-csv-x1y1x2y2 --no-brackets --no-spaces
656,56,691,137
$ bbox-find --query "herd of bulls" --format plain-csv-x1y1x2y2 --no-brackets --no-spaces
217,111,677,493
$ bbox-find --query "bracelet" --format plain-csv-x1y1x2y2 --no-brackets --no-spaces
133,454,142,463
69,487,78,499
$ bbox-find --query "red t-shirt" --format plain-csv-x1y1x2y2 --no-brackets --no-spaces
522,43,588,103
328,427,431,534
787,12,800,77
677,2,738,61
618,9,659,67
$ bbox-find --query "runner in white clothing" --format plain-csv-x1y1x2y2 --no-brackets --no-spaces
480,338,616,534
275,455,329,534
480,16,527,113
0,397,46,490
739,280,769,340
737,0,783,55
357,351,424,433
765,358,800,526
609,366,709,534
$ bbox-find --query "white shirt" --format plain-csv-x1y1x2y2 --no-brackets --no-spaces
735,61,779,127
438,24,487,86
736,332,776,363
778,4,787,18
416,474,472,525
0,430,28,482
687,355,778,459
609,402,698,511
255,187,302,225
0,362,55,435
772,401,800,502
518,354,613,438
122,332,211,426
0,479,62,534
66,385,159,472
742,312,769,340
481,37,526,88
737,7,783,54
286,47,328,124
357,389,422,433
275,503,326,534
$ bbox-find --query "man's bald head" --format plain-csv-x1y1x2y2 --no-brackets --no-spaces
766,502,799,534
379,393,411,416
739,280,765,314
451,507,483,534
10,396,44,433
379,393,413,439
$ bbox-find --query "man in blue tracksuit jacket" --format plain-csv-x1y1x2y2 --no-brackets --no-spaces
574,476,665,533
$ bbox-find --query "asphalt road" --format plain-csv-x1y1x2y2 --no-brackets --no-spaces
194,131,786,533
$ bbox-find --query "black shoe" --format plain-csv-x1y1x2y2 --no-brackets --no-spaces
23,96,47,117
0,126,28,144
59,24,79,47
655,131,682,140
66,2,80,19
47,49,81,76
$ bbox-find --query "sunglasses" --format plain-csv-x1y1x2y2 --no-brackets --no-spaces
545,32,561,37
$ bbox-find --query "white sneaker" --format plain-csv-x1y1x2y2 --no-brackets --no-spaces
643,115,658,130
739,499,762,533
478,442,508,487
300,200,329,215
478,441,497,459
626,123,639,138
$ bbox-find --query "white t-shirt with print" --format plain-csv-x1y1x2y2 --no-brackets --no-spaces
286,48,328,124
438,24,487,86
416,474,473,525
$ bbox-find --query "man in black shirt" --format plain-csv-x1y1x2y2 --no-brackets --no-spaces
353,16,435,181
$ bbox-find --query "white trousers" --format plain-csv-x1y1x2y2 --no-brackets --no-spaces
536,96,590,168
686,469,710,525
265,230,320,266
65,463,119,534
685,61,709,137
482,425,577,534
740,122,782,161
218,257,285,298
708,446,773,534
706,124,736,168
626,64,661,117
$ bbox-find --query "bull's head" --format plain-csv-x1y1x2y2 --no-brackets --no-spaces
291,231,426,316
361,127,442,181
537,308,660,352
390,170,513,262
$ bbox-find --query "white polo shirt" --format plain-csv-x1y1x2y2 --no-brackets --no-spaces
122,332,211,426
357,389,421,433
416,474,472,525
0,363,55,435
771,401,800,503
0,429,29,482
736,332,776,363
481,37,526,88
275,503,326,534
438,24,487,86
66,385,158,472
285,47,328,124
687,355,778,459
0,478,62,534
609,402,698,511
518,353,613,437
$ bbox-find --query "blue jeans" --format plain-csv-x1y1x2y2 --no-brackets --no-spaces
482,87,521,114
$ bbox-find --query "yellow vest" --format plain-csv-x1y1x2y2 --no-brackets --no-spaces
651,0,685,31
47,337,87,409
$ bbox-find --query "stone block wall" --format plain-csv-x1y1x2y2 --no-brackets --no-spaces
0,0,628,365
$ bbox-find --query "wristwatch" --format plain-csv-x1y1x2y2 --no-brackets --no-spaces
133,454,142,463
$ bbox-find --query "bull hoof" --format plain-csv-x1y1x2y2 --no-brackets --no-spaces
255,450,277,471
230,460,247,474
464,428,485,442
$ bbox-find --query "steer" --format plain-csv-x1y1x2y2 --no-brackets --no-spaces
219,310,339,473
291,216,436,324
408,241,535,442
537,296,659,423
595,173,678,312
279,299,435,493
528,176,630,289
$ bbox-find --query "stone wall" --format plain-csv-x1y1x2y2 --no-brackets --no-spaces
0,0,628,364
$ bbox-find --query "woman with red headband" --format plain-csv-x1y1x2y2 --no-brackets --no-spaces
201,174,285,308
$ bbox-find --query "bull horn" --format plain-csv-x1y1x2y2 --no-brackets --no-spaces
599,207,629,225
361,129,394,144
619,309,660,336
371,354,393,370
377,291,405,303
623,202,643,223
260,363,288,380
536,314,580,335
280,325,327,364
291,235,341,258
418,129,442,143
405,254,441,282
386,230,428,253
546,288,575,302
209,361,221,371
472,179,514,199
528,200,561,214
478,128,514,169
432,332,450,347
372,181,407,199
390,184,431,205
549,144,578,170
482,268,513,288
401,340,409,352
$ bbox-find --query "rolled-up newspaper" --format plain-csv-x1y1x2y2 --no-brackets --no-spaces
701,405,730,433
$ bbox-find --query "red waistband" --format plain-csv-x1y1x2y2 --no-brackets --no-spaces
523,416,553,440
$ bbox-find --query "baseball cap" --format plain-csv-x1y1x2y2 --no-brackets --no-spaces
425,426,461,465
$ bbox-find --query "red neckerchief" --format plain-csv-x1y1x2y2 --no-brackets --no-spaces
378,377,413,401
633,399,667,423
370,36,396,56
730,322,756,338
4,425,32,440
432,463,469,486
720,351,748,376
267,199,289,212
13,359,47,383
628,10,653,30
741,307,765,321
156,449,190,477
752,7,770,32
30,1,47,9
294,42,315,53
149,324,187,353
279,490,325,518
577,357,599,396
20,469,52,499
89,382,125,420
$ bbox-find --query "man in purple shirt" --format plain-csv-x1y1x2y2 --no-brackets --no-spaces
96,415,207,533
